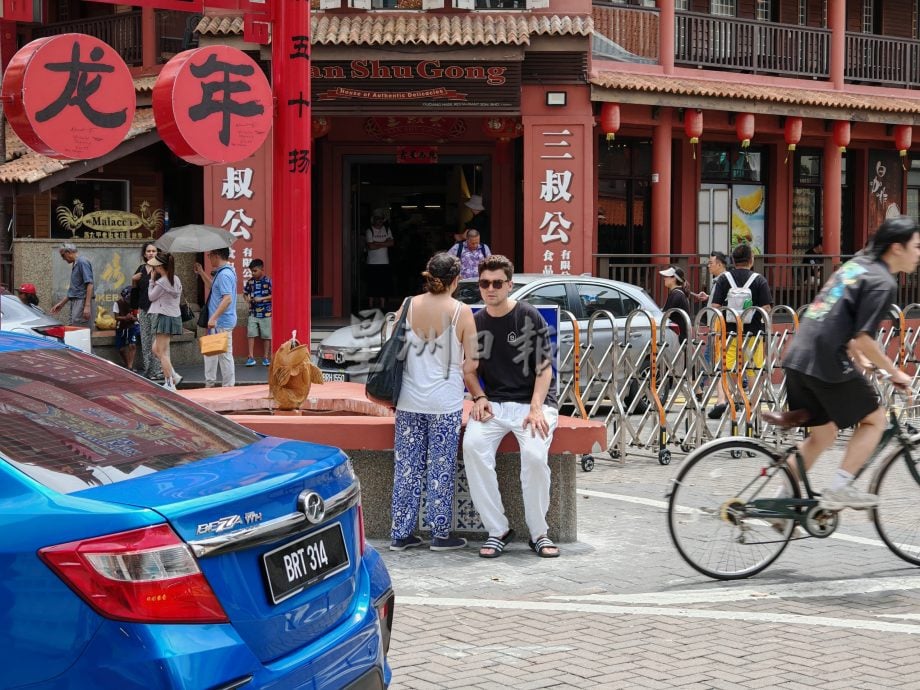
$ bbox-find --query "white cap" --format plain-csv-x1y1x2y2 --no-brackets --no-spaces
659,267,678,278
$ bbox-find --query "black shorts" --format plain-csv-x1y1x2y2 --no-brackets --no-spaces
784,368,880,429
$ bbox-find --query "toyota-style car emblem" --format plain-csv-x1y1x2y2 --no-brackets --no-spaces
298,490,326,524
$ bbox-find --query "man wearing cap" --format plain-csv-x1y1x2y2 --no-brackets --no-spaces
16,283,40,307
51,243,94,330
463,195,490,246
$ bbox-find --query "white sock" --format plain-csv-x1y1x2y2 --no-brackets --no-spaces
828,469,855,491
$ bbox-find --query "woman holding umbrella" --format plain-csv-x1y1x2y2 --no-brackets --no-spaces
147,251,184,391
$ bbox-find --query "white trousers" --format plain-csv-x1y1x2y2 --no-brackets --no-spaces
204,327,235,387
463,401,558,541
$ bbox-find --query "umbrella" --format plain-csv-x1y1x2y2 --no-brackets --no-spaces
155,225,236,253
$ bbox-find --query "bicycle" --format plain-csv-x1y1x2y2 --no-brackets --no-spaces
665,397,920,580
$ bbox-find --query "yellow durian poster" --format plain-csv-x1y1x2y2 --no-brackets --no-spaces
731,185,765,254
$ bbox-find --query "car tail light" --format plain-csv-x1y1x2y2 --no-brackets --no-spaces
376,593,394,656
39,524,228,624
356,503,367,556
33,325,66,341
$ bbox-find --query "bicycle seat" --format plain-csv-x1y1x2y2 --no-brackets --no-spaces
762,409,811,429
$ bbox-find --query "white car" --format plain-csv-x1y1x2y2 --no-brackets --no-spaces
316,274,679,407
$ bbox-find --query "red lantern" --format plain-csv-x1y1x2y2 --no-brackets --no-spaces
783,116,803,164
600,103,620,144
684,109,703,159
736,113,755,149
833,120,851,153
312,116,331,139
895,124,912,162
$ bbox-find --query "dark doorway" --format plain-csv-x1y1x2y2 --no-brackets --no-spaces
346,158,489,314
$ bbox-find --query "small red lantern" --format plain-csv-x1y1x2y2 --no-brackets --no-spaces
600,103,621,144
833,120,851,153
736,113,755,149
312,116,331,139
783,116,803,164
895,124,912,165
684,109,703,159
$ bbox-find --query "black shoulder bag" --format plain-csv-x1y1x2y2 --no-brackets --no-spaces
365,298,411,407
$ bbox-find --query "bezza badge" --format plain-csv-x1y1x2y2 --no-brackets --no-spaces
312,60,508,86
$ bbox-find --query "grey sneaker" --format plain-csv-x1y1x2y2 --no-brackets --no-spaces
820,485,879,510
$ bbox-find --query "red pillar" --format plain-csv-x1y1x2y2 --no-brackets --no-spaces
271,0,312,345
142,8,156,69
829,0,845,89
823,138,842,261
660,0,675,75
651,108,673,258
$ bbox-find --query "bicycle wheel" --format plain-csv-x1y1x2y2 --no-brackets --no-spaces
667,438,799,580
872,448,920,566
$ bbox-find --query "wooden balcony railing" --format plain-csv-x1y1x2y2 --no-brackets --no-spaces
32,10,198,67
845,32,920,87
591,4,659,61
674,11,830,78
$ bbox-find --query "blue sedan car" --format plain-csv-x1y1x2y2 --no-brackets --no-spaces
0,332,394,689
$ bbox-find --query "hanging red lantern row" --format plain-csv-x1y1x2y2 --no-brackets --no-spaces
482,117,523,165
895,124,912,168
833,120,851,153
684,109,703,159
736,112,755,149
783,116,803,164
312,116,331,139
599,103,621,145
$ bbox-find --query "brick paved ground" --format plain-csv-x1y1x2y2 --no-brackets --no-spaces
377,441,920,689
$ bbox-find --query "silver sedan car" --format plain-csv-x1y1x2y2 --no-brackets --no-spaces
0,293,67,341
316,274,679,407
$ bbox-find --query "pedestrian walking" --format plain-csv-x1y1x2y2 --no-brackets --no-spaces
147,252,183,391
659,265,691,343
243,258,272,367
450,229,491,279
112,286,140,370
389,253,478,553
709,243,774,419
16,283,40,307
463,254,560,559
194,247,237,387
132,242,164,380
51,243,94,329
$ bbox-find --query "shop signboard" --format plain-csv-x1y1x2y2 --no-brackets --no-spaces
51,246,139,309
313,60,521,113
54,201,164,240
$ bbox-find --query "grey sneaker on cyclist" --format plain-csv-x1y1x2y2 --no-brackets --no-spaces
819,485,879,510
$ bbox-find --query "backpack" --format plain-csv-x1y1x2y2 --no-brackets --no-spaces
724,271,758,324
455,242,487,259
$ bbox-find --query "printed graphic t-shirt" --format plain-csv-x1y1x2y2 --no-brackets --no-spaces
474,301,557,408
244,276,272,318
783,256,896,382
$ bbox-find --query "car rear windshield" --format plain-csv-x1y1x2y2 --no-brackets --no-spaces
0,347,260,494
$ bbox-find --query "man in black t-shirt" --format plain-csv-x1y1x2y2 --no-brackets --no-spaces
775,217,919,510
463,255,560,560
709,243,774,419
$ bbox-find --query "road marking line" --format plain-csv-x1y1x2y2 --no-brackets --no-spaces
397,596,920,635
547,575,920,605
577,488,887,547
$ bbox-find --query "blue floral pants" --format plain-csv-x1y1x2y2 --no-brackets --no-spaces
391,409,462,540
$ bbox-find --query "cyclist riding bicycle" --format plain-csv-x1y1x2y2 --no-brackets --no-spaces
771,216,920,510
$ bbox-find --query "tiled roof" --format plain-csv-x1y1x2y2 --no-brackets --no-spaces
0,109,157,185
196,12,592,46
591,71,920,116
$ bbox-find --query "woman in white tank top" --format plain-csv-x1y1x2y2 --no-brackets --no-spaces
390,253,478,552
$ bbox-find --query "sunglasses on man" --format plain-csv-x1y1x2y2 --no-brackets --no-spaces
478,279,508,290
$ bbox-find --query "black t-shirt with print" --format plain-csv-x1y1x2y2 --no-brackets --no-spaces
784,256,896,383
710,267,773,335
474,301,557,408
